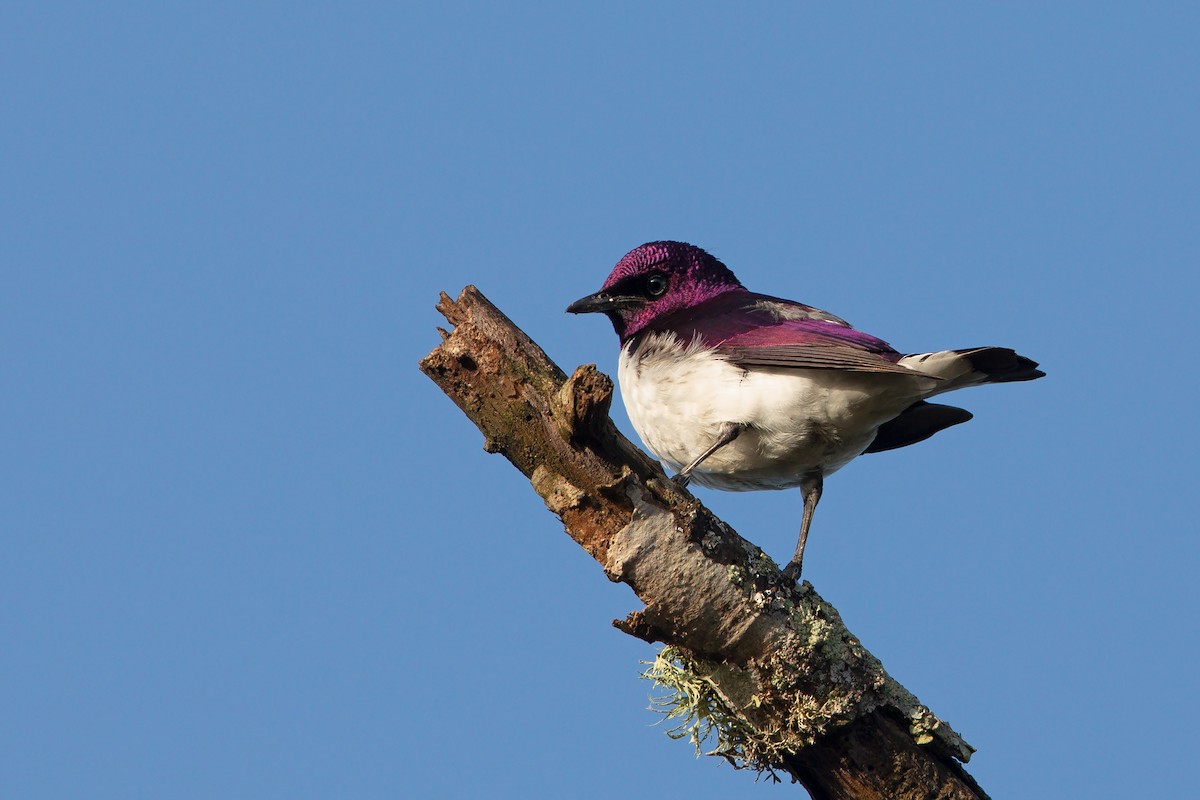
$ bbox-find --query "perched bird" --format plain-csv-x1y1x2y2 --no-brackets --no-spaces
567,241,1044,579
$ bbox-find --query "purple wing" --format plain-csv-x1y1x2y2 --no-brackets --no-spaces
648,290,922,376
719,322,918,375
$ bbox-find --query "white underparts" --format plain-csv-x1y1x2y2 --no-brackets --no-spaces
618,332,941,491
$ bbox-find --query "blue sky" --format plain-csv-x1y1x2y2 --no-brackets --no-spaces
3,4,1196,798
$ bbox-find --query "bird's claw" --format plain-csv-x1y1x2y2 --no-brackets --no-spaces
782,561,803,582
670,471,691,488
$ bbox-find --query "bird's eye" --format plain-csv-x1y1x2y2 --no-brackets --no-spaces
645,273,668,297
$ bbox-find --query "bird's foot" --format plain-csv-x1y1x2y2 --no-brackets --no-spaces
669,471,691,488
782,561,803,582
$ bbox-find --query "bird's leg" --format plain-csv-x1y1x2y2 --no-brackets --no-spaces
783,474,823,580
671,421,745,487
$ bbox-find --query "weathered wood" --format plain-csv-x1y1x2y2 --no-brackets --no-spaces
419,286,989,800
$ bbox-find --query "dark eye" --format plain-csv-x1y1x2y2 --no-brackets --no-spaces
645,273,668,297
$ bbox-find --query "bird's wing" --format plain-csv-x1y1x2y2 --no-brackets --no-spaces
715,317,928,376
721,345,918,375
863,401,973,452
646,289,932,377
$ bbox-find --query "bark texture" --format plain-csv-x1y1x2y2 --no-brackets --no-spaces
419,286,990,800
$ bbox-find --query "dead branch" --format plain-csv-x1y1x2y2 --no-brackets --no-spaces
419,285,989,800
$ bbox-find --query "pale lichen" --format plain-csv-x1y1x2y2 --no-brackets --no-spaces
642,645,787,779
640,587,975,773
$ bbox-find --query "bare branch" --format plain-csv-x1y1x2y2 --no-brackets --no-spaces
420,286,989,800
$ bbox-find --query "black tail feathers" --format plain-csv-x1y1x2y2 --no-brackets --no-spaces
955,347,1045,383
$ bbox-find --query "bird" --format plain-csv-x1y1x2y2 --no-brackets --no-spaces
566,241,1044,579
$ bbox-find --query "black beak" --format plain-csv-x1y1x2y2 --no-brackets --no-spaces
565,290,640,315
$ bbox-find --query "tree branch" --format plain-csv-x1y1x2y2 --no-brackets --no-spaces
419,286,990,800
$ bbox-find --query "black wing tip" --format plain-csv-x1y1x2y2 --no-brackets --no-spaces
863,401,974,454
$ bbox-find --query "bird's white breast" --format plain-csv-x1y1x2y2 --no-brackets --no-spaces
617,332,926,491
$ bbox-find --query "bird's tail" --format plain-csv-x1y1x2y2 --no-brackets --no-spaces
897,347,1045,394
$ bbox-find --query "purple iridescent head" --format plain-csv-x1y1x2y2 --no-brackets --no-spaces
566,241,744,340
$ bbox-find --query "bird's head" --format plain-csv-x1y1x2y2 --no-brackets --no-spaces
566,241,743,341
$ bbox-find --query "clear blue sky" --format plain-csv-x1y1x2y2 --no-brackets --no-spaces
3,4,1196,798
